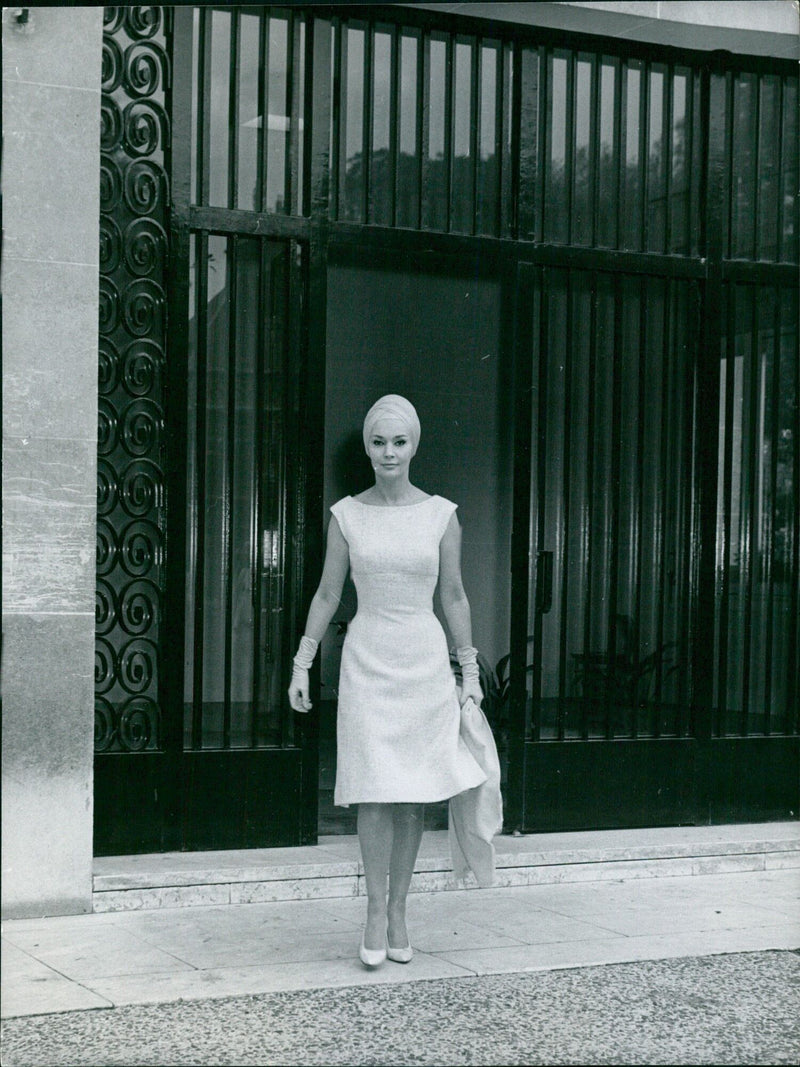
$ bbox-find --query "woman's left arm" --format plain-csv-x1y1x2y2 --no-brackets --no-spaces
439,512,483,707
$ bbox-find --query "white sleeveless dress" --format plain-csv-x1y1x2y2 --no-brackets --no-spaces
330,494,487,806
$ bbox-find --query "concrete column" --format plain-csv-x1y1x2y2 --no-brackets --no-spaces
2,6,103,918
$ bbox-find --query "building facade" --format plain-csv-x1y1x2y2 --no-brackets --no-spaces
2,2,798,917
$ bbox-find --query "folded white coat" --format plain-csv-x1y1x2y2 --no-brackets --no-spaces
448,696,504,887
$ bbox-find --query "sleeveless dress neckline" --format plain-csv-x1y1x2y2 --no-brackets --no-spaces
349,494,437,509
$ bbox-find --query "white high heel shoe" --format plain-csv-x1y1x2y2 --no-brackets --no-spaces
359,935,387,968
386,942,413,964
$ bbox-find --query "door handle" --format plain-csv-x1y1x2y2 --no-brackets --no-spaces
536,550,554,614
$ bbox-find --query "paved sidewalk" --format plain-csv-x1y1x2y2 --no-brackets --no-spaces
2,951,799,1065
2,858,797,1019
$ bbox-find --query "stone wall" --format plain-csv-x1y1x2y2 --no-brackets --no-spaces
2,6,103,918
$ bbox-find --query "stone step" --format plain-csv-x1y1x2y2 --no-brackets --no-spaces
92,823,800,913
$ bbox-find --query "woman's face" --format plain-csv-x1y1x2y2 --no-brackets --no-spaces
367,417,415,479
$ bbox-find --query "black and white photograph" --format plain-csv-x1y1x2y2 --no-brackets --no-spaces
2,2,799,1064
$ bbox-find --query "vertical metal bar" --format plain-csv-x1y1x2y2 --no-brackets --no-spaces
493,40,504,237
228,9,240,210
684,68,695,254
790,285,800,734
250,240,268,749
692,62,725,743
418,30,429,230
740,286,760,735
507,262,536,829
535,46,547,242
580,274,598,740
775,77,785,261
721,283,738,729
531,274,550,743
663,63,674,254
556,272,572,741
565,51,576,245
762,289,781,733
362,23,374,223
337,24,349,219
286,10,301,216
470,38,480,235
192,232,209,750
198,7,212,206
222,237,238,750
328,19,341,219
605,274,623,739
388,24,400,227
653,277,671,737
614,58,625,249
677,281,699,736
639,60,650,251
752,74,762,260
632,276,647,740
589,52,600,247
724,72,735,260
443,33,454,231
258,12,271,214
509,39,522,240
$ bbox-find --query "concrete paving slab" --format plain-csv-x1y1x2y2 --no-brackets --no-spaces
79,951,476,1007
0,942,112,1019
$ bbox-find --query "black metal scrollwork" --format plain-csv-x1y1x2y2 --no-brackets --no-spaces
96,8,170,752
98,339,120,395
124,160,166,216
100,155,123,213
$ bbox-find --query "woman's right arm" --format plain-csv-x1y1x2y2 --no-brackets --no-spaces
288,515,349,711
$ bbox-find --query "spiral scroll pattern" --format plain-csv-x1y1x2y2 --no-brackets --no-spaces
100,155,123,213
96,9,170,752
124,160,166,216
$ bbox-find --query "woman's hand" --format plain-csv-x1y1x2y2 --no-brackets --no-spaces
288,667,313,713
459,677,483,708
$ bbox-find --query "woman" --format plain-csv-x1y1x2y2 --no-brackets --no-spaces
288,394,486,967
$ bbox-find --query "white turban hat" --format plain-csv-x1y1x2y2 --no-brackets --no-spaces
362,394,421,456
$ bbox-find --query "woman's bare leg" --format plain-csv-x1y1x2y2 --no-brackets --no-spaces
357,803,393,950
387,803,424,948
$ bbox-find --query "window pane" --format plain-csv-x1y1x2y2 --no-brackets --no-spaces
236,12,261,211
370,30,392,225
341,26,365,221
396,31,419,228
622,62,642,250
476,40,499,236
208,9,231,207
669,69,689,254
424,34,447,229
518,45,538,240
572,56,591,245
646,65,666,252
451,39,473,232
781,78,798,262
597,59,617,248
266,15,289,214
731,73,758,259
544,53,568,243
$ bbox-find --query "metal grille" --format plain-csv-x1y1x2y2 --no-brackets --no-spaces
95,6,171,753
526,269,698,741
190,6,306,215
183,234,302,750
715,282,799,735
330,17,514,234
724,70,799,263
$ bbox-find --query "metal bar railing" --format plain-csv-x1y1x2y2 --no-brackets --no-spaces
191,231,210,749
